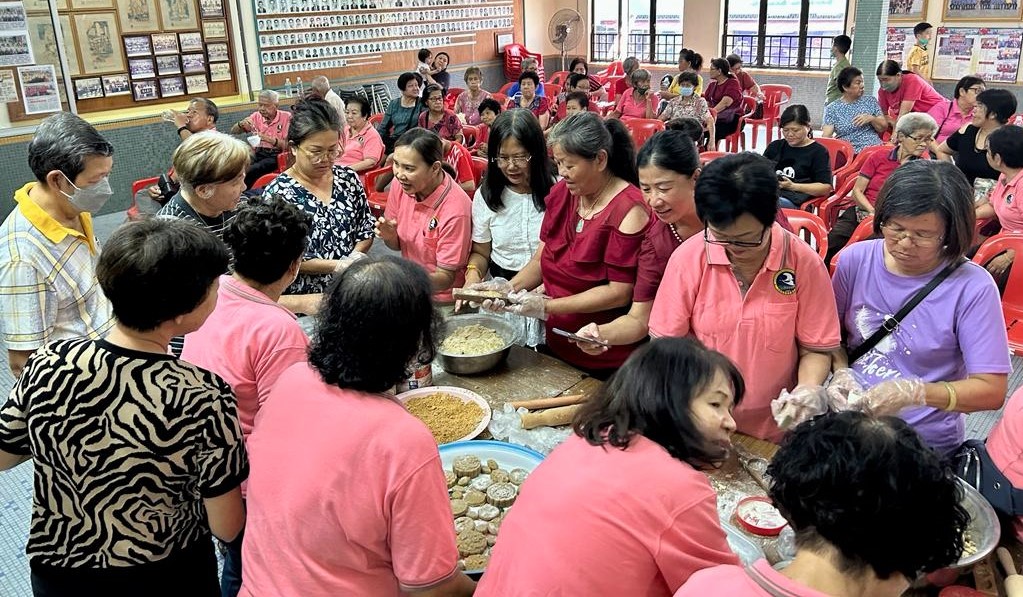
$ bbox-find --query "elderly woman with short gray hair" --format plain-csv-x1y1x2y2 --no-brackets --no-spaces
609,69,656,120
232,89,292,188
825,111,938,262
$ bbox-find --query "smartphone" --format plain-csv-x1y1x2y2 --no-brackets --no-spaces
552,328,610,347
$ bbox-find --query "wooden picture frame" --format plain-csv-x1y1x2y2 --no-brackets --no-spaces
888,0,928,21
206,42,228,62
26,16,58,67
131,78,159,100
208,61,230,81
159,0,199,31
58,15,80,76
202,19,226,39
155,54,180,75
128,56,155,78
159,75,184,96
181,52,205,73
73,13,125,75
178,31,202,51
73,77,104,100
943,0,1023,21
123,35,152,57
151,32,178,55
199,0,223,19
70,0,114,9
184,73,208,93
117,0,160,34
101,73,130,95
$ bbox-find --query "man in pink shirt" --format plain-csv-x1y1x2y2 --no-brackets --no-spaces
232,89,292,188
181,196,311,597
649,153,840,442
677,412,968,597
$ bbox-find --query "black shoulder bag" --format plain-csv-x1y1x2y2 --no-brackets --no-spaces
847,257,966,364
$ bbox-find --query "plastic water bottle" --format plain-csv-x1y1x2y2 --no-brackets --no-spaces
296,77,304,96
284,78,292,97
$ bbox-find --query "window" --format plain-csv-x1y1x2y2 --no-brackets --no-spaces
591,0,684,65
723,0,846,70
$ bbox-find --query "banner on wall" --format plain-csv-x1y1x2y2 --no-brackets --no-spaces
885,27,916,64
934,27,1022,82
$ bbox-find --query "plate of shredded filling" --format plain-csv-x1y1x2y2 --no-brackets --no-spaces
397,386,492,444
438,440,545,574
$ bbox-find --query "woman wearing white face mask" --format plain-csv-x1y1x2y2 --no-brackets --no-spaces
659,71,714,146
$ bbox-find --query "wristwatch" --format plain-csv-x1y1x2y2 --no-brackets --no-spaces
176,125,189,136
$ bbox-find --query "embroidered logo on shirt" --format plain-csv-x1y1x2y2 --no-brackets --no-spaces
774,269,796,295
1007,193,1014,205
429,216,438,230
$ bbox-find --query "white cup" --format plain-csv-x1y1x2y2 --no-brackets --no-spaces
247,135,260,148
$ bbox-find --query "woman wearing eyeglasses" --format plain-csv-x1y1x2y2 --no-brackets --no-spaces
831,161,1009,456
825,112,936,264
648,153,840,442
263,99,375,295
418,83,464,144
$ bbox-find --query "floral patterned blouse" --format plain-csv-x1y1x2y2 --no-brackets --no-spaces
505,95,551,119
453,89,493,126
418,108,463,141
262,166,375,294
660,95,710,124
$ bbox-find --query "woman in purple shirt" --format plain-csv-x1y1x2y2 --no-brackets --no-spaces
832,160,1009,456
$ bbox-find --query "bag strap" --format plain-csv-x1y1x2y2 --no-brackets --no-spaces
849,257,967,364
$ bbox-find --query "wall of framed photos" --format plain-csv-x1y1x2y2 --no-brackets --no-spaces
2,0,240,122
254,0,523,89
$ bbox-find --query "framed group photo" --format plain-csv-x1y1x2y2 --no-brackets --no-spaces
73,76,104,100
178,31,202,51
101,73,130,95
151,32,178,54
155,54,180,75
159,75,184,96
943,0,1023,21
181,52,205,73
206,42,228,61
73,12,125,75
124,35,152,57
131,78,158,100
128,56,155,78
202,19,226,39
209,61,229,81
888,0,928,20
184,73,207,93
199,0,223,18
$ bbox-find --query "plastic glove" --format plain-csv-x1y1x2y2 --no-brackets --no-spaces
573,323,610,355
855,378,927,416
468,277,515,295
505,289,548,320
333,251,366,274
771,385,829,430
825,368,866,412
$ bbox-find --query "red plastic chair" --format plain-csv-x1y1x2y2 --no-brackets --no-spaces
252,172,278,190
815,176,859,230
814,137,854,175
461,125,478,149
276,152,290,173
594,61,624,84
621,117,665,149
471,157,488,187
362,166,391,217
717,112,747,153
547,71,570,87
699,151,731,165
973,233,1023,355
545,83,562,98
829,215,875,275
804,145,891,220
832,144,890,189
490,92,508,107
444,87,464,110
781,208,828,260
369,113,384,126
746,83,791,148
128,176,160,221
502,43,545,86
498,81,515,95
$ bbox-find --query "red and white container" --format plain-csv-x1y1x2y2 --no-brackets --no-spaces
735,496,788,537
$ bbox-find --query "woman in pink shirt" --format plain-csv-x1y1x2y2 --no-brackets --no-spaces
477,337,743,596
975,124,1023,289
376,128,472,302
608,68,656,120
239,255,476,597
678,412,969,597
337,96,384,172
876,59,949,131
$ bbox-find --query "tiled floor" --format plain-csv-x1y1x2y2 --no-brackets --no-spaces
0,132,1019,594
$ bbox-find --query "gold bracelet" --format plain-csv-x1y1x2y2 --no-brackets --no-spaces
942,381,958,412
465,264,479,274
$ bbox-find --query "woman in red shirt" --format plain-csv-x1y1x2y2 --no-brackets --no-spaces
703,57,744,144
478,111,649,375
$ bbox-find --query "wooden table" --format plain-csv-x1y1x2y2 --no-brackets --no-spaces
432,345,603,411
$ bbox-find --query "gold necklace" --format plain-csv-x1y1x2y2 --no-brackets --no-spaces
576,176,614,233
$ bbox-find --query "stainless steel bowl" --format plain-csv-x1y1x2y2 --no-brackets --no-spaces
954,478,1000,568
437,314,517,375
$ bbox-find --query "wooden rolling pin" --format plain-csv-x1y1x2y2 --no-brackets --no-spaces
508,394,588,410
520,404,583,429
998,547,1023,597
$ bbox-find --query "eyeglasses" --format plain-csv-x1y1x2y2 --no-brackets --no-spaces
966,86,985,94
905,133,934,145
494,155,532,168
880,223,944,247
703,225,767,248
299,145,340,163
427,95,444,102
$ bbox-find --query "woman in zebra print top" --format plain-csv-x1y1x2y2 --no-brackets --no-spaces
0,218,248,596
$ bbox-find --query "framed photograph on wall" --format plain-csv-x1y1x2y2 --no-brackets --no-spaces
131,78,158,100
155,54,180,75
73,13,125,75
943,0,1022,21
117,0,160,33
159,0,199,31
57,15,80,75
73,77,104,100
178,31,202,51
159,75,184,96
26,16,58,67
128,57,155,78
206,42,228,62
199,0,223,18
101,73,130,95
202,19,226,39
208,61,230,81
181,52,205,73
151,32,179,55
184,72,207,93
888,0,928,21
123,35,152,57
71,0,114,9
